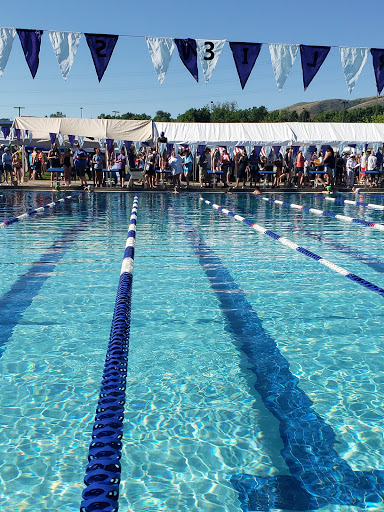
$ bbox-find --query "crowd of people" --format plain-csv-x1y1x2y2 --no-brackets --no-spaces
0,138,382,191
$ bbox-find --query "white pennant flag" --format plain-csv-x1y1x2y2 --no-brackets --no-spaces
0,28,16,77
339,47,369,94
134,142,141,153
196,39,226,84
264,145,272,159
57,133,65,146
49,31,81,81
146,37,174,85
78,136,84,147
28,131,33,143
244,144,253,157
117,140,124,151
269,43,299,91
99,138,105,148
189,143,198,156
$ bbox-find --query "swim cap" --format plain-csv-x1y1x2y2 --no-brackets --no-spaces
327,185,332,191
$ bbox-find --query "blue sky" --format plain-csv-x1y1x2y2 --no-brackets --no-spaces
0,0,381,120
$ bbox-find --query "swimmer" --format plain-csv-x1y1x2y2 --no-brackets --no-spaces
226,187,233,194
322,185,333,195
54,183,61,191
352,187,361,195
252,187,261,195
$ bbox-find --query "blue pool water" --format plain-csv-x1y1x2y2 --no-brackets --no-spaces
1,191,384,512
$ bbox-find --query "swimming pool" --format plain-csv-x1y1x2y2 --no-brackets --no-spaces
1,190,384,511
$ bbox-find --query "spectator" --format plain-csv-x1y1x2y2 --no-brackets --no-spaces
168,149,183,191
346,154,358,188
234,149,249,188
2,147,12,184
182,149,193,188
12,146,22,185
63,148,72,186
30,147,41,180
48,143,62,187
144,148,156,189
93,148,104,187
296,150,305,188
74,144,88,187
116,148,127,187
323,146,335,186
198,148,209,188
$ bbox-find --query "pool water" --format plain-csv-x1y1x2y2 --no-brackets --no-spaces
0,191,384,512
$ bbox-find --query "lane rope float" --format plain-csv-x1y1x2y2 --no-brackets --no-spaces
314,195,384,211
80,195,138,512
0,192,82,228
199,197,384,298
254,195,384,232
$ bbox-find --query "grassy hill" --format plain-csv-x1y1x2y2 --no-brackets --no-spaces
281,96,384,115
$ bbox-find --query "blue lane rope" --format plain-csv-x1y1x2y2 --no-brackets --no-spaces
80,195,138,512
0,192,83,228
314,195,384,211
255,195,384,232
199,197,384,298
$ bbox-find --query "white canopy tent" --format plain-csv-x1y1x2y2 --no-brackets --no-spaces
12,117,153,143
154,122,384,146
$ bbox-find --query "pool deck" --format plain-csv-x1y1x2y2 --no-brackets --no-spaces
2,179,384,193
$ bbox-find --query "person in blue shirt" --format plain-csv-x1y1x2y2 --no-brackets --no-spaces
74,144,88,187
182,149,193,188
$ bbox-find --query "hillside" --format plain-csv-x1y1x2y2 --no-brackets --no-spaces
281,96,384,115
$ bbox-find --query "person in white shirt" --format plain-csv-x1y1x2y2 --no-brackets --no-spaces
346,154,359,188
168,149,183,191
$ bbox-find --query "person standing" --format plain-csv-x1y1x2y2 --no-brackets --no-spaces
168,149,183,191
198,148,209,188
74,144,88,187
221,148,232,187
30,147,41,180
116,148,127,187
367,149,378,186
12,146,22,185
346,154,358,188
296,150,305,188
2,147,12,183
62,148,72,186
93,148,104,187
234,149,249,188
182,149,193,188
323,146,335,186
48,143,62,187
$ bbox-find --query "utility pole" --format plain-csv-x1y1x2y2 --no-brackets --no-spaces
210,101,213,114
112,111,120,118
80,107,83,119
14,106,25,117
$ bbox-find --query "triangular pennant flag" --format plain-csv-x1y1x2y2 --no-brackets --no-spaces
339,47,369,94
68,135,75,146
124,140,132,151
2,127,9,138
280,145,287,157
159,142,167,155
373,142,379,153
321,145,328,156
198,144,205,156
196,39,226,84
291,146,300,157
99,137,105,147
269,43,299,91
0,28,16,77
189,143,198,156
28,130,33,143
371,49,384,95
15,129,21,140
78,136,84,146
229,42,262,89
174,39,198,82
85,33,118,82
338,143,344,155
273,145,281,157
146,37,174,85
264,145,272,158
134,142,141,153
245,144,253,157
167,143,173,154
17,29,43,78
254,146,262,159
49,31,82,81
174,143,180,155
300,45,331,90
49,133,57,144
227,145,235,157
58,133,65,146
106,138,114,151
117,140,124,151
309,145,316,154
9,128,15,139
316,144,321,154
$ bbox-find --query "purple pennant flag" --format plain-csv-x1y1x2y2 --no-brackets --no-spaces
85,33,119,82
15,129,21,140
371,49,384,94
300,45,330,90
309,145,316,154
106,138,114,151
198,144,205,156
2,127,10,139
291,146,300,157
167,143,174,154
254,146,262,159
68,135,76,146
124,140,132,151
321,144,328,156
17,29,43,78
229,42,262,89
273,145,281,157
174,39,198,82
49,133,57,144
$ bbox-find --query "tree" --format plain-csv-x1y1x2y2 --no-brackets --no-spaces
153,110,173,122
50,112,66,118
298,109,310,122
176,106,211,122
